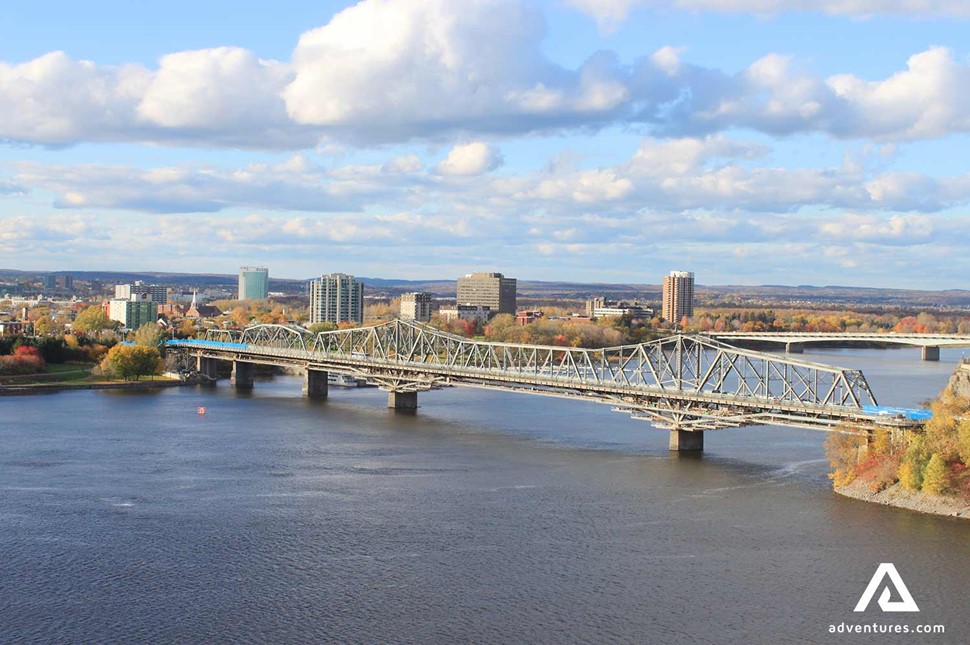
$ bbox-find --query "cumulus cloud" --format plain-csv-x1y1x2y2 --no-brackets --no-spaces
0,0,969,146
568,0,970,31
436,142,503,175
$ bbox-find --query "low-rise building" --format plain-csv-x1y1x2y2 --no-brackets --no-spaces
585,297,653,320
515,310,544,326
439,305,491,323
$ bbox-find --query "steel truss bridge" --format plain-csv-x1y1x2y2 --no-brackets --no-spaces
169,320,924,448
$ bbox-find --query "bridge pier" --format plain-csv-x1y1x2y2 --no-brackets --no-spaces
197,356,219,381
669,430,704,452
785,342,804,354
922,346,940,361
388,391,418,410
230,360,255,390
303,368,329,399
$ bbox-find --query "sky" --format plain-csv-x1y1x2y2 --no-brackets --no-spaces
1,0,969,288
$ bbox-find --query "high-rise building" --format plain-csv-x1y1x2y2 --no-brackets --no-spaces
309,273,364,325
456,272,516,315
115,281,167,303
400,292,433,322
662,271,694,322
238,266,269,300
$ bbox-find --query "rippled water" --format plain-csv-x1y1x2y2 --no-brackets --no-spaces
2,346,968,643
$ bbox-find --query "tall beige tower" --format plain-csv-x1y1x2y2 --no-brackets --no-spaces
456,272,517,315
662,271,694,322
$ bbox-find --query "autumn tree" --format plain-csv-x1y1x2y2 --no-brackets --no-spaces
100,344,163,381
132,322,168,349
73,306,112,333
899,434,930,491
33,315,58,336
230,305,251,328
824,430,867,487
922,453,949,495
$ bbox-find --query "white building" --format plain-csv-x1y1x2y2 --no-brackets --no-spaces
439,305,491,323
400,292,433,322
108,293,158,330
115,281,167,303
309,273,364,325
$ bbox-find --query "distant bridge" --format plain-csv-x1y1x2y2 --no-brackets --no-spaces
708,332,970,361
169,320,926,452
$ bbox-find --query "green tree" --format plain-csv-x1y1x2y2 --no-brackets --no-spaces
922,453,949,495
100,344,163,381
308,321,338,333
132,322,167,349
73,306,112,333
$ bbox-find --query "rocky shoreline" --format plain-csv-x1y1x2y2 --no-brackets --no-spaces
835,480,970,519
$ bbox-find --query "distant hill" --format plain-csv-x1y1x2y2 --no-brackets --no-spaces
1,269,968,308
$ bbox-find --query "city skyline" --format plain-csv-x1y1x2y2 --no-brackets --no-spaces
1,1,969,288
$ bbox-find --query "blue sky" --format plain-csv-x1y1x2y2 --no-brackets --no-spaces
1,0,968,288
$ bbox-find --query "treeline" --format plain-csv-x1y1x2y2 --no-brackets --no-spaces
0,334,111,367
827,391,970,499
426,313,658,347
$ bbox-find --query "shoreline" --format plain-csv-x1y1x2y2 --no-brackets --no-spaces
835,480,970,519
0,379,189,396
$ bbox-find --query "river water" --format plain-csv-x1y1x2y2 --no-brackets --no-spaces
2,347,969,644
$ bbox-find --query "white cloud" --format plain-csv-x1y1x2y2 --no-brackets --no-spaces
14,136,970,217
1,2,969,147
436,142,503,175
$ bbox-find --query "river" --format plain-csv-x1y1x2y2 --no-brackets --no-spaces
2,346,968,643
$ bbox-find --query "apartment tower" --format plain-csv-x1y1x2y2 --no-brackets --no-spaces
309,273,364,325
662,271,694,322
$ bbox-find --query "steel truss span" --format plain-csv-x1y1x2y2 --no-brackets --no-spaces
172,319,916,433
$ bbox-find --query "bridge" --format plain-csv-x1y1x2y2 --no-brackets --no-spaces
708,332,970,361
168,320,926,452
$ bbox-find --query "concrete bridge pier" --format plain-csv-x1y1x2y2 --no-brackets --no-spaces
197,356,219,381
388,391,418,410
230,360,255,390
785,342,804,354
669,429,704,452
922,346,940,361
303,368,329,399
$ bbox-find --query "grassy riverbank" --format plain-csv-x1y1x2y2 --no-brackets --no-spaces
0,363,183,394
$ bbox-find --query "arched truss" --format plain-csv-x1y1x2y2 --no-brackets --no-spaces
238,324,311,351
